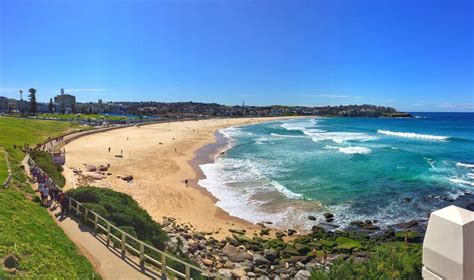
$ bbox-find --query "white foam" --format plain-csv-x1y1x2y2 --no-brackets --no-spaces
377,130,449,140
198,158,311,230
449,178,474,187
457,162,474,168
270,133,307,138
323,145,371,154
311,132,377,144
271,181,303,199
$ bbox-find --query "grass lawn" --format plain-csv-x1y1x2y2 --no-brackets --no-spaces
0,189,99,279
0,148,8,184
37,113,134,121
0,116,98,278
0,116,83,162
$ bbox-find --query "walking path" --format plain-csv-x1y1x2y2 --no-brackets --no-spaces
22,156,160,280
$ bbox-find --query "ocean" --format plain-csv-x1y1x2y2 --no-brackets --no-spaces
198,113,474,231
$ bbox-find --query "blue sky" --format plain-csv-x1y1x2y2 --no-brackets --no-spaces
0,0,472,111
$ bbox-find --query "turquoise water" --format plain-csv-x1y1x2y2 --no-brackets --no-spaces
199,113,474,230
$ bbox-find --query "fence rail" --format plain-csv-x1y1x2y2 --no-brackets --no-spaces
27,156,207,280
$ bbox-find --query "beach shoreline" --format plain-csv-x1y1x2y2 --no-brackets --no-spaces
62,117,304,239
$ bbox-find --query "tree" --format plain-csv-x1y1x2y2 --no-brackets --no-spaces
28,88,37,114
48,98,54,113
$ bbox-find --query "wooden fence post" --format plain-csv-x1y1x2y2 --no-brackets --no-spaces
161,253,167,275
107,223,111,247
185,265,191,279
121,231,126,256
94,214,98,231
139,243,145,267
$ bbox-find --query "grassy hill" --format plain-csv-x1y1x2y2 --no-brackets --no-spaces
0,116,98,278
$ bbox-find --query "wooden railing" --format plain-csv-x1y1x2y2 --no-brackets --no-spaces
27,156,208,279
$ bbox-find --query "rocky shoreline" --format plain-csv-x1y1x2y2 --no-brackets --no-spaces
162,214,425,279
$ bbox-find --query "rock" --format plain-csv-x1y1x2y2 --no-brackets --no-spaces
224,260,234,268
121,175,133,182
287,229,297,236
361,223,380,230
350,220,364,226
223,245,252,262
98,165,109,171
326,217,334,223
218,268,232,278
311,225,325,233
466,203,474,211
229,228,246,235
260,228,270,236
263,248,278,262
240,276,250,280
233,234,255,244
294,243,311,255
287,255,314,264
282,245,299,257
307,215,316,221
404,197,412,202
323,212,334,219
202,258,214,266
396,220,419,229
275,231,286,239
85,165,97,172
257,277,270,280
364,220,372,225
230,268,246,278
294,270,311,280
253,254,271,266
87,173,105,180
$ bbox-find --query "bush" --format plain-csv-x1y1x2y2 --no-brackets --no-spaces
310,244,422,280
66,186,168,249
30,150,65,187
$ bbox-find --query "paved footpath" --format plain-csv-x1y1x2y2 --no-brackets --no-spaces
22,157,160,280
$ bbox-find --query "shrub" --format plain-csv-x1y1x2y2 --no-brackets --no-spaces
310,244,422,280
30,150,65,187
66,186,168,249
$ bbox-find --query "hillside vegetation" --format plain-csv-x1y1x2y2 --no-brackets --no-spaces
0,116,98,278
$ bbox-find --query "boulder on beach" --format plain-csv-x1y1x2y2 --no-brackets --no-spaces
85,165,97,172
222,245,252,262
307,215,316,221
121,175,134,182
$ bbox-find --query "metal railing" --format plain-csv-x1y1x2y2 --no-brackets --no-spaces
27,156,207,279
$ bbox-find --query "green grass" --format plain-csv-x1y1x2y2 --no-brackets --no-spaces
0,189,99,279
0,148,8,184
0,116,98,277
0,116,82,162
310,243,422,280
38,113,134,121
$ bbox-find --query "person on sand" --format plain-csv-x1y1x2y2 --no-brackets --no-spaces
184,179,188,187
108,147,111,153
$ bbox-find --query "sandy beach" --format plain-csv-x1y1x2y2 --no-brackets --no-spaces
62,117,293,239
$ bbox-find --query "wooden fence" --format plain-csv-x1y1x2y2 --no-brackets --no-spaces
27,156,208,279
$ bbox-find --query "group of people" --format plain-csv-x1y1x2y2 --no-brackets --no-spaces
31,164,69,216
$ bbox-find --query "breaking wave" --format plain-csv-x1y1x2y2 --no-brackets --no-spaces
377,130,449,140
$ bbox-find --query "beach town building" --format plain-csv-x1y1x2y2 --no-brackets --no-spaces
54,88,76,113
